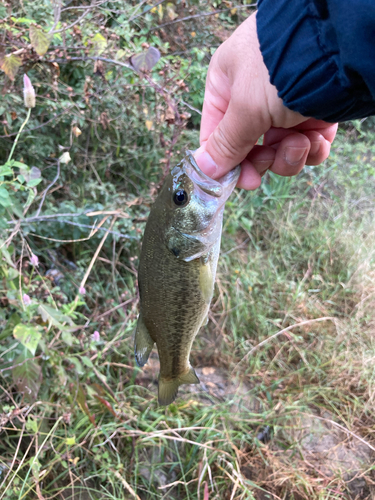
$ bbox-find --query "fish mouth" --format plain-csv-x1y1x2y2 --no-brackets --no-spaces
171,151,241,200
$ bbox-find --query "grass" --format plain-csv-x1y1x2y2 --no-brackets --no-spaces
1,125,375,500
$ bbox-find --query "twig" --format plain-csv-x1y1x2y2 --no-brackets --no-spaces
94,297,135,321
49,0,62,33
12,219,136,240
74,216,117,304
35,159,60,217
232,317,335,372
113,470,141,500
148,3,257,32
50,5,93,34
180,99,202,116
129,0,167,22
0,107,73,139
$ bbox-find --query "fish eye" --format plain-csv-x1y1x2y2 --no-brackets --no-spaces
173,189,189,207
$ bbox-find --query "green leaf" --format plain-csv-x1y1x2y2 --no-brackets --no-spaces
81,356,94,368
29,25,51,56
0,313,21,340
90,33,107,56
12,349,42,402
27,177,42,188
0,187,11,207
26,416,38,434
13,324,42,355
67,356,84,375
65,437,76,446
0,164,13,176
11,161,29,169
38,304,74,331
61,329,74,346
1,54,22,81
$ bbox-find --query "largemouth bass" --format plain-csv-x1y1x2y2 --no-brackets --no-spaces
135,152,240,405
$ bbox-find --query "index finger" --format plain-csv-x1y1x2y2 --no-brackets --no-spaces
200,67,231,144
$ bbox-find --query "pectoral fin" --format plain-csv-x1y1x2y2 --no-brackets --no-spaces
134,314,154,367
158,366,200,406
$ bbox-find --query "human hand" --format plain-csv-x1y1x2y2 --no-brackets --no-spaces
194,13,338,189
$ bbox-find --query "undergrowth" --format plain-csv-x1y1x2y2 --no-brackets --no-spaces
1,2,375,500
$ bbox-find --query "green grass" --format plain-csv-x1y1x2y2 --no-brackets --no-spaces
1,127,375,500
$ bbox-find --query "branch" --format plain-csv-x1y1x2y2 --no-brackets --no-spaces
0,107,73,139
35,159,60,217
49,0,62,34
50,3,93,35
148,3,257,32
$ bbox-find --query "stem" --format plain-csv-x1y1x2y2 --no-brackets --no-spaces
7,108,32,163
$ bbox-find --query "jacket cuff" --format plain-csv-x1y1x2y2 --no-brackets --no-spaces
256,0,375,122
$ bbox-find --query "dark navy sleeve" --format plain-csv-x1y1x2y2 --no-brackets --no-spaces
256,0,375,122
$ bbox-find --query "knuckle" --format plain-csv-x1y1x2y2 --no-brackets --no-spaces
211,125,241,161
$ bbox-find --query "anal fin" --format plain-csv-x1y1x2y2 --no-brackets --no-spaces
134,313,154,367
158,366,200,406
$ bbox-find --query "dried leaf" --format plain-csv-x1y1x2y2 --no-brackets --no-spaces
1,54,22,81
13,324,42,356
165,105,175,123
166,3,178,20
72,125,82,137
145,120,153,130
130,46,161,72
29,25,50,56
94,395,117,418
90,33,107,56
12,350,42,402
59,151,71,164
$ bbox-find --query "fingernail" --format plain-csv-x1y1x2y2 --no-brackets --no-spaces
309,141,321,156
285,147,307,165
194,148,217,177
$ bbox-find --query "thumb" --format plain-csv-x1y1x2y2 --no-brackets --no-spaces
195,96,266,178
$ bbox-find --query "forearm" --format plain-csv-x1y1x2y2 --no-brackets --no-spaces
257,0,375,122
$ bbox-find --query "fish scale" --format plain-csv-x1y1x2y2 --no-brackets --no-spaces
134,152,240,405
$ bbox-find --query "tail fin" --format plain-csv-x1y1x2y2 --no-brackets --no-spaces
158,367,200,406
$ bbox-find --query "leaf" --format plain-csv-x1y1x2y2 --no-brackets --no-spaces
59,152,71,164
93,395,117,418
13,324,42,355
67,356,84,375
0,187,11,207
166,3,178,20
81,356,94,368
27,177,42,188
12,349,42,402
65,436,76,445
1,54,22,81
90,33,107,56
29,25,50,56
0,313,21,339
145,120,153,131
0,164,14,176
76,384,96,426
61,329,74,346
38,304,75,332
130,46,161,72
115,49,126,60
26,416,38,434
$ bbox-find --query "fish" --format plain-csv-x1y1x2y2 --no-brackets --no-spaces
134,151,240,405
